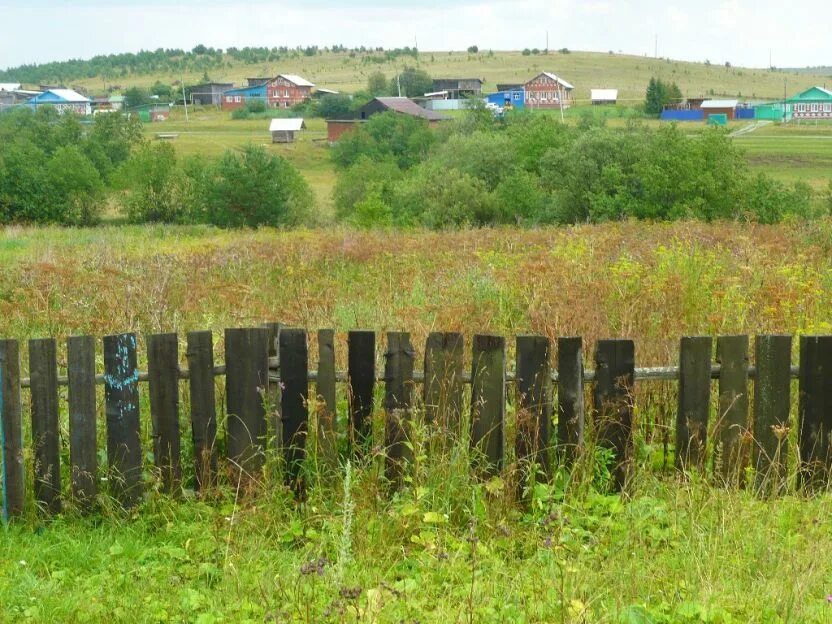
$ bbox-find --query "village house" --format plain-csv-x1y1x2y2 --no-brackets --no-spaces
524,72,574,109
787,86,832,120
267,74,315,108
221,83,267,110
190,82,234,106
27,89,91,115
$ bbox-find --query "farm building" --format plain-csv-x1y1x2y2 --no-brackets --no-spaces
700,99,738,121
787,86,832,120
222,83,267,110
267,74,314,108
190,82,234,106
497,83,524,92
269,118,306,143
246,77,272,86
486,89,525,110
591,89,618,105
27,89,91,115
130,104,171,122
327,97,449,142
432,78,484,99
0,87,40,110
0,83,21,92
524,72,574,109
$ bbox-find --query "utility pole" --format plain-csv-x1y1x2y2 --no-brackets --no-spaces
181,75,189,122
546,30,549,52
397,72,402,97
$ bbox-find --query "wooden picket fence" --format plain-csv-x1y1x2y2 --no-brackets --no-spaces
1,328,831,519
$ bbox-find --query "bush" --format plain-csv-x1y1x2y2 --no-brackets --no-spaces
122,142,190,224
198,145,313,228
333,155,402,221
316,93,353,119
331,112,436,170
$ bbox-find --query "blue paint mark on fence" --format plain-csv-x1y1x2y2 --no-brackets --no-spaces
104,334,139,391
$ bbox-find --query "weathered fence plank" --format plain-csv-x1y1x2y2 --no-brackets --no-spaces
316,329,337,465
716,335,749,486
147,333,181,493
263,322,282,447
516,335,552,480
186,331,217,491
798,336,832,490
29,338,61,515
280,329,308,488
752,334,792,496
68,336,98,507
593,339,635,491
471,335,505,475
676,336,712,474
0,339,24,520
384,332,414,483
348,330,375,452
225,328,270,477
103,333,142,508
557,337,584,465
424,332,464,434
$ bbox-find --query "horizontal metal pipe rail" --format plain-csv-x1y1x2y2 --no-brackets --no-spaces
18,363,802,389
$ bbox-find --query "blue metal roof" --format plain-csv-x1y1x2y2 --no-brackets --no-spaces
222,84,267,98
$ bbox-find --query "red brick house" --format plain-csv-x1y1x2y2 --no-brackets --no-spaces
524,72,574,109
267,74,315,108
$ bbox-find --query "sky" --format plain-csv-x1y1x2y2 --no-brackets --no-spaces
1,0,830,70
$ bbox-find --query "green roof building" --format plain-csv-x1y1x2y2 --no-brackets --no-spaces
787,86,832,121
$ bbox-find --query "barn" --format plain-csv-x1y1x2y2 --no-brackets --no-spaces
700,99,738,121
269,118,306,143
222,84,267,110
267,75,315,108
190,82,234,106
431,78,484,99
591,89,618,105
326,97,448,142
524,72,574,109
27,89,91,115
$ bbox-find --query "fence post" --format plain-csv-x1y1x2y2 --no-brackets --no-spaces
384,332,414,484
798,336,832,491
471,335,505,476
0,340,24,520
593,339,635,491
263,322,282,449
186,331,217,491
348,330,375,454
557,337,584,466
752,334,792,496
516,335,552,483
147,333,181,494
104,333,143,508
29,338,62,515
225,328,270,478
279,328,308,491
676,336,712,474
316,329,337,467
424,332,464,435
716,335,749,487
68,335,98,508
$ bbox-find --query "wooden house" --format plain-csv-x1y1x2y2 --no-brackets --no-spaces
431,78,484,99
191,82,234,106
326,97,448,143
222,83,267,110
267,74,314,108
27,89,91,115
269,118,306,143
787,86,832,120
524,72,574,109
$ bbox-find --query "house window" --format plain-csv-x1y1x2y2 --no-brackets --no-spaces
235,96,241,103
513,93,520,100
284,90,290,98
824,104,831,112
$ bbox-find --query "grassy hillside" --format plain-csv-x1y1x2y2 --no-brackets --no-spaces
59,50,831,102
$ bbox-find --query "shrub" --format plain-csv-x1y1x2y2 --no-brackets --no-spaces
333,155,401,221
122,142,190,224
331,112,436,170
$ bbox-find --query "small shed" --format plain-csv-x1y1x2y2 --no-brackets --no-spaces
269,118,306,143
591,89,618,105
700,99,738,121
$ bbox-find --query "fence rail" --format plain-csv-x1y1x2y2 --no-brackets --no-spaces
1,327,830,520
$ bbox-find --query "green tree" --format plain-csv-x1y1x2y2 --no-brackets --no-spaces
331,111,436,170
122,142,189,223
44,146,104,225
367,71,388,96
316,94,353,118
150,81,173,100
124,86,151,110
199,145,313,228
389,66,432,98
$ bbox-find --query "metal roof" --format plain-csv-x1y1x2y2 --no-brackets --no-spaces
591,89,618,100
0,83,21,91
537,72,575,90
269,118,306,132
373,97,449,121
38,89,90,102
279,74,315,87
315,88,340,95
701,99,739,108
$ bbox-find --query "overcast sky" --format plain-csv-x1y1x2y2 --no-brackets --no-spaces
1,0,829,70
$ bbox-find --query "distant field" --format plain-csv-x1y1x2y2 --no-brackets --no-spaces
69,50,832,103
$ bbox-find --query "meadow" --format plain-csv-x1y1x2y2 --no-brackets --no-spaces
3,223,832,621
